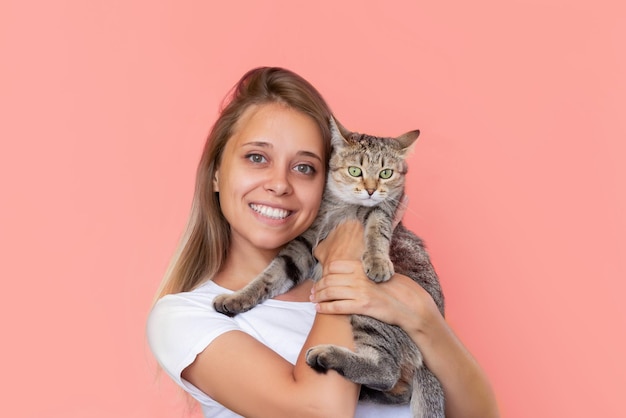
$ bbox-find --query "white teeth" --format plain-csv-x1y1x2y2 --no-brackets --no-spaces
250,204,291,219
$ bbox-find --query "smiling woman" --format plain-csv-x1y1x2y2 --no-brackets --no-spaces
148,67,362,418
146,67,499,418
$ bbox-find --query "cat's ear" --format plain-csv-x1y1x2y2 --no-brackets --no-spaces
334,117,352,139
396,130,420,153
329,116,351,148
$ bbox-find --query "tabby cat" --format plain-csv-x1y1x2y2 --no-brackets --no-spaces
213,118,445,418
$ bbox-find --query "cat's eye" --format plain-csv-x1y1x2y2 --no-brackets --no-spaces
348,166,362,177
379,169,393,179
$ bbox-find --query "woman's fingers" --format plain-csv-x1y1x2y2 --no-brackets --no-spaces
312,283,397,319
311,278,376,314
312,270,437,330
313,299,368,315
312,280,366,304
313,261,368,293
311,284,367,305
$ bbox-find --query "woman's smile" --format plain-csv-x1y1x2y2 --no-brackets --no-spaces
249,203,293,220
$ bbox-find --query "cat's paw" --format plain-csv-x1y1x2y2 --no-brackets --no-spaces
362,252,394,283
306,344,344,373
213,293,253,317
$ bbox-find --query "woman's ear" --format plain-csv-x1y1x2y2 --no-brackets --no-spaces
212,170,220,192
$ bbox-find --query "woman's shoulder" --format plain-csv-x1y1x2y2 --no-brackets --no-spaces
147,280,236,338
146,280,241,379
156,279,224,304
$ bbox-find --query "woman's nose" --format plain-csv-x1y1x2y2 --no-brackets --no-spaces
264,169,292,195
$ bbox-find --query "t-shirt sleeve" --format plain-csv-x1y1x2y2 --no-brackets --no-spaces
146,292,240,389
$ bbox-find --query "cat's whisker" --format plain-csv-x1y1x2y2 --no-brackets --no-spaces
387,196,426,224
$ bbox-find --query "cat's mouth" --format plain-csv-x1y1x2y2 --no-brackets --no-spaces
356,194,382,207
249,203,292,220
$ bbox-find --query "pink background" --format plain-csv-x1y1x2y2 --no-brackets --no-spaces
1,1,625,417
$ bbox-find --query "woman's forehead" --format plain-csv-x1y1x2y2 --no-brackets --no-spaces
228,103,325,154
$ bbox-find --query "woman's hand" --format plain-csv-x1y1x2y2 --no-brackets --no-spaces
313,220,365,268
311,268,439,336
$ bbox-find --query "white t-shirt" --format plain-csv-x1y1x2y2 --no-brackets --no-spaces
147,279,412,418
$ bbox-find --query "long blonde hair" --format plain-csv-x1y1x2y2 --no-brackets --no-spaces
155,67,334,300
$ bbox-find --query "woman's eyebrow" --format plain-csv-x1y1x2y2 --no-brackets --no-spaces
298,150,323,163
242,142,323,163
242,141,271,148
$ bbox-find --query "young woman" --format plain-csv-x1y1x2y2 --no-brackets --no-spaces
147,67,499,417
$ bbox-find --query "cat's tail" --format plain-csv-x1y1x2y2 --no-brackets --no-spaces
411,366,445,418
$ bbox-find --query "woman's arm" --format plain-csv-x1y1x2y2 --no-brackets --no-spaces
182,313,358,418
311,221,500,418
181,225,365,418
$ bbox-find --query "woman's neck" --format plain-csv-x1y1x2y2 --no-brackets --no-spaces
212,244,278,291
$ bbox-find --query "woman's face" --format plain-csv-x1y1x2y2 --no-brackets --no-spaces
214,103,326,256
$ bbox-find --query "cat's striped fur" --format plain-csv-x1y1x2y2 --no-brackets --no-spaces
214,118,445,417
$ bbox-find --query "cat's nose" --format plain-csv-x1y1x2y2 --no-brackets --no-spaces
366,188,376,196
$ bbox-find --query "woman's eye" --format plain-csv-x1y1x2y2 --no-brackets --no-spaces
348,166,362,177
379,169,393,179
246,154,266,163
295,164,315,175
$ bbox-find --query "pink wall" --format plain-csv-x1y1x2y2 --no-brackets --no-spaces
1,1,624,417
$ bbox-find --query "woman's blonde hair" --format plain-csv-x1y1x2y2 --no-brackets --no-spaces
155,67,333,299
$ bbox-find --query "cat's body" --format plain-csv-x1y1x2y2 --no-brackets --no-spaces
213,118,445,418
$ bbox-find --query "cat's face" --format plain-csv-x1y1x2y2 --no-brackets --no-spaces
326,118,419,207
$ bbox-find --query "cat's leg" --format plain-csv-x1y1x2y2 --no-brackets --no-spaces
213,236,315,315
213,256,300,315
305,343,401,391
362,209,394,282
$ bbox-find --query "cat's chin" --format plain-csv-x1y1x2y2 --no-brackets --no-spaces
355,197,384,207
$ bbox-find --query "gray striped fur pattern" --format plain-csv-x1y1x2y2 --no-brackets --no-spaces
214,118,445,417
